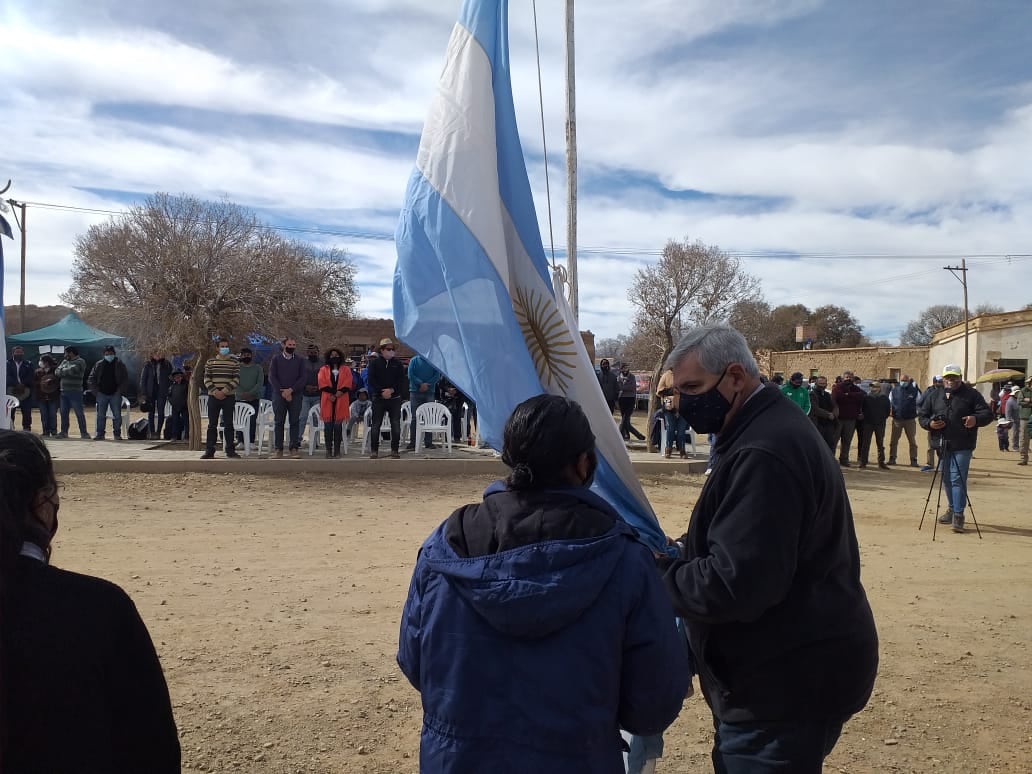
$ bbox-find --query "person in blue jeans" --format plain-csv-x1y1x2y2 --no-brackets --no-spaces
55,347,90,439
87,346,129,441
662,394,688,458
406,354,442,451
918,364,993,532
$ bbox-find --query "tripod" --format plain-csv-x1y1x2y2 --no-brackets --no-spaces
918,438,982,540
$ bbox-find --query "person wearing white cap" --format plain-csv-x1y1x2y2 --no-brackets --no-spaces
917,364,993,533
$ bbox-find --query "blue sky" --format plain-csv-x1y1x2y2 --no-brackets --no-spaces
2,0,1031,344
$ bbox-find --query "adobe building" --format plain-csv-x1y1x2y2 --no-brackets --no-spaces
761,346,931,386
928,308,1031,383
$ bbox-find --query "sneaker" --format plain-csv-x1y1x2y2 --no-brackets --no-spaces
952,514,965,533
839,460,851,468
289,448,301,459
938,509,954,524
80,433,91,440
920,465,933,472
226,452,241,459
390,451,401,459
113,434,124,441
369,452,379,459
272,449,283,459
200,451,215,460
664,448,672,459
878,462,890,470
55,432,68,439
92,434,104,441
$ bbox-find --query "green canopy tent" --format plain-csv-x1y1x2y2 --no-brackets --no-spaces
6,313,128,393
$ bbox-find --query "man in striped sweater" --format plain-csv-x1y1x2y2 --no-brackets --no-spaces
201,337,241,460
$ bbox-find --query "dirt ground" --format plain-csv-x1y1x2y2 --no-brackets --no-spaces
50,425,1031,773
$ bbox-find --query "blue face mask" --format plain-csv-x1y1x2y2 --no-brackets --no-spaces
219,347,231,356
103,354,115,363
678,366,735,434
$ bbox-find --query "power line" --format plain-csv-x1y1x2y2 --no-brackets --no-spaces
18,198,1032,262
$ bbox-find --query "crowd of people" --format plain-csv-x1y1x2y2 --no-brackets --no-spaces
5,338,482,459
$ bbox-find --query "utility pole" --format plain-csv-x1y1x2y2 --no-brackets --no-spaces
943,258,969,379
564,0,578,323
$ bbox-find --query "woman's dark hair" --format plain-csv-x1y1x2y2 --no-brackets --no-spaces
0,430,57,569
65,346,78,357
501,395,595,490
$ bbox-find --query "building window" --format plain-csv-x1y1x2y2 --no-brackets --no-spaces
888,368,901,382
809,369,820,378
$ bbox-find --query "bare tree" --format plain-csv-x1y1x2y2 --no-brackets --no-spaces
973,302,1005,316
63,193,359,449
899,304,964,346
627,238,760,450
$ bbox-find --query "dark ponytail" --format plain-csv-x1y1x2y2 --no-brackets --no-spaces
501,395,595,490
0,430,57,569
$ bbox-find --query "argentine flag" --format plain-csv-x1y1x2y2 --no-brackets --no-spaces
393,0,666,550
0,210,11,430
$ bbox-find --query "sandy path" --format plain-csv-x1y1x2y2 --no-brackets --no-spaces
51,427,1031,772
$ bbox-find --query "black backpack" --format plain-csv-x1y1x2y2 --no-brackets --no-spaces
127,417,150,440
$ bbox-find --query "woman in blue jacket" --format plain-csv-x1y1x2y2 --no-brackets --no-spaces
398,395,690,773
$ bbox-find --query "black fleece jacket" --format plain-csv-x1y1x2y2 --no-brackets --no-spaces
658,386,878,723
917,382,993,452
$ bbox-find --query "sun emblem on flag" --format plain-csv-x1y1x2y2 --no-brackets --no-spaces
512,285,578,392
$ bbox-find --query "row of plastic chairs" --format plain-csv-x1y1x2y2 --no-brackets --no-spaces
5,395,132,426
360,400,458,454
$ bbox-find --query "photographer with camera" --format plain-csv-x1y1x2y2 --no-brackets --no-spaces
918,364,993,533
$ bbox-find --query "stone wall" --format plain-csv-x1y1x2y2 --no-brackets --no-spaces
769,346,931,385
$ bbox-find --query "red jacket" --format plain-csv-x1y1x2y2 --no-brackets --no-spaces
317,365,353,422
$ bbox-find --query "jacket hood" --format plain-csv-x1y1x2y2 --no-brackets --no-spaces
420,488,637,639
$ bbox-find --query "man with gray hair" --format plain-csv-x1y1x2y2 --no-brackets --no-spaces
655,323,878,772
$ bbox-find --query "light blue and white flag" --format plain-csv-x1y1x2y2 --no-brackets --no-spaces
0,210,12,430
393,0,665,549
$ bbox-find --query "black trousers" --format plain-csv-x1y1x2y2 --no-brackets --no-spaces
205,395,236,454
618,396,644,439
858,421,886,465
370,397,402,453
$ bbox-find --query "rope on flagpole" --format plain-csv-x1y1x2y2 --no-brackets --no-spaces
531,0,560,273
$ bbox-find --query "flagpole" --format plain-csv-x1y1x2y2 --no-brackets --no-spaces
564,0,578,323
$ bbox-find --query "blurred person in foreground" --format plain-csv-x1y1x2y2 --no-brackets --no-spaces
0,429,180,771
397,394,690,773
657,324,878,773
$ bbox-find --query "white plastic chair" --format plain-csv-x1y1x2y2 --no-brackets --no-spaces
256,403,276,456
658,414,696,455
414,401,452,454
400,400,411,446
306,404,325,456
216,402,256,456
4,395,19,426
104,396,131,427
361,407,394,454
460,402,480,447
198,394,208,418
307,403,349,456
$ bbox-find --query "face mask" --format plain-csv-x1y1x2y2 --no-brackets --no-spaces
308,354,319,362
104,354,115,363
329,357,342,365
284,347,295,355
219,347,231,356
600,365,609,372
678,368,736,434
382,350,395,360
13,354,22,361
814,384,825,392
240,357,252,364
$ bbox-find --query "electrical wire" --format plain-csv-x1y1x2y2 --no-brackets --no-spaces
16,199,1032,263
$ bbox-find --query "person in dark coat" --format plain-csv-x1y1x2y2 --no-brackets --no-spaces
831,370,865,467
657,324,878,773
5,345,35,430
918,364,994,533
165,369,189,440
365,337,406,458
596,358,619,413
398,395,690,774
139,352,173,440
858,382,891,469
0,429,180,772
808,375,839,453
